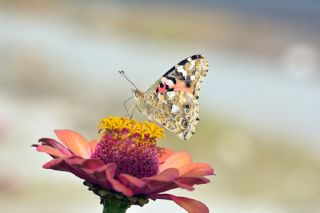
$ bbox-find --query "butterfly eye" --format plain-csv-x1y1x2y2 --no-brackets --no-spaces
181,119,189,128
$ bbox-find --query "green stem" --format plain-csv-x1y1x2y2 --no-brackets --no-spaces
83,181,148,212
102,197,131,213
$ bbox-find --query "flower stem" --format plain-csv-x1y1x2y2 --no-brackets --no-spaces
102,197,130,213
84,181,149,212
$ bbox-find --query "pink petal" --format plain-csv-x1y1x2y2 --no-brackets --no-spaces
43,157,133,196
150,194,209,213
118,174,147,194
158,148,175,164
89,139,98,154
54,130,91,158
36,145,66,158
44,157,104,184
143,168,179,182
141,168,180,195
179,163,214,177
173,180,195,191
175,176,210,190
104,163,134,197
43,158,65,169
84,163,133,197
38,138,72,156
75,158,105,170
159,152,192,173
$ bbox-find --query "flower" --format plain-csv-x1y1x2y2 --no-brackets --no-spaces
33,117,214,213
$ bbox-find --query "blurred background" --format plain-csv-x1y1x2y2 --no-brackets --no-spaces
0,0,320,212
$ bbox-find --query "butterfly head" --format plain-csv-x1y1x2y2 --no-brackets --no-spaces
132,89,145,101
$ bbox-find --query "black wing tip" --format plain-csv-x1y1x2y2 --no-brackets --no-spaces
176,54,204,66
191,54,204,60
163,54,205,77
178,59,188,66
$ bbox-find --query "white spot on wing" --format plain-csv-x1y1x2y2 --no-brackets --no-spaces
177,66,184,72
171,105,180,113
177,66,187,76
167,92,175,100
165,79,174,86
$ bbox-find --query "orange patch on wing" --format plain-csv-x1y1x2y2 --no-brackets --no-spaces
174,80,193,94
157,86,167,93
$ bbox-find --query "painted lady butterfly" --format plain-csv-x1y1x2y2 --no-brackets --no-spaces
122,54,209,141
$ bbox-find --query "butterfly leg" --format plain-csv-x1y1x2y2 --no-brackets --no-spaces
122,97,134,114
128,105,137,119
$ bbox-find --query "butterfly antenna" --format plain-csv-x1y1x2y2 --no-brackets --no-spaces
119,70,138,90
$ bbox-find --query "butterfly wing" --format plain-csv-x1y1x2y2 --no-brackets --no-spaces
144,54,209,140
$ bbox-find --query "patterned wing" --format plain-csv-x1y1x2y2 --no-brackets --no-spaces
144,54,209,140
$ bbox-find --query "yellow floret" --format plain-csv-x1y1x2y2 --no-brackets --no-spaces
98,116,164,140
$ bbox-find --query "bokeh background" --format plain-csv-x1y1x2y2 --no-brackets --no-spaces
1,0,320,212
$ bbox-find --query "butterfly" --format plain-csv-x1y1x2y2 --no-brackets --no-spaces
120,54,209,141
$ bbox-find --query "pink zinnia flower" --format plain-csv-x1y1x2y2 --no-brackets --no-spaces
33,117,214,212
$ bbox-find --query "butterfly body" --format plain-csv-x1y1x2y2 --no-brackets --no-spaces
132,54,209,141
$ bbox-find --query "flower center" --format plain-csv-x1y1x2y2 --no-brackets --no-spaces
91,117,164,178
